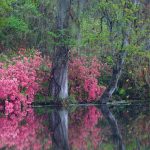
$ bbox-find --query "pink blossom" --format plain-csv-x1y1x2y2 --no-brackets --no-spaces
69,55,105,102
0,48,42,114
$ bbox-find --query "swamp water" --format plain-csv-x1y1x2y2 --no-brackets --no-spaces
0,103,149,150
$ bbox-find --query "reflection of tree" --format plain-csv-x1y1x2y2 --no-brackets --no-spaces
126,115,150,149
0,109,51,150
48,108,70,150
69,106,102,150
100,104,125,150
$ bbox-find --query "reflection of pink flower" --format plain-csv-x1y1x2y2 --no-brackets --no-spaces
0,109,52,150
69,106,102,150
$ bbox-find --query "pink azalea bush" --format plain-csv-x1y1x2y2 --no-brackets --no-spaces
0,48,106,114
0,49,42,115
69,55,105,102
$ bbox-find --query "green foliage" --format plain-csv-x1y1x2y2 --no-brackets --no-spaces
35,93,46,102
48,29,76,47
100,143,114,150
68,95,77,104
0,53,9,62
106,56,113,65
0,0,14,28
40,63,49,72
6,16,28,32
35,107,53,116
0,0,15,15
0,0,56,51
118,88,126,96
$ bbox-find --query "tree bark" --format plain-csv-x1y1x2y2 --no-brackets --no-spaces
49,46,69,99
49,0,71,100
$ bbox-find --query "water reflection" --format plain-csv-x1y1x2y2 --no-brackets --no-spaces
48,108,70,150
0,108,52,150
47,105,124,150
69,106,101,149
100,104,125,150
47,104,149,150
0,104,149,150
46,106,101,149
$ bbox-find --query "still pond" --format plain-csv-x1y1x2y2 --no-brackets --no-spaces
0,103,150,150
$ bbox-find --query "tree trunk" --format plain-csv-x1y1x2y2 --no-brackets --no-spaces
99,51,127,104
49,46,69,99
49,0,71,100
99,27,129,103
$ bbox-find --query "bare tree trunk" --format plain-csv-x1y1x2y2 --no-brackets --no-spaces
99,31,128,103
49,0,71,100
100,51,127,104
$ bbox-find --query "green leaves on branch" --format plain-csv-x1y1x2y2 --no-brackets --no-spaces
48,29,76,47
5,16,28,32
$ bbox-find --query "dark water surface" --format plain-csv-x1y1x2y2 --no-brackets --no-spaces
0,103,149,150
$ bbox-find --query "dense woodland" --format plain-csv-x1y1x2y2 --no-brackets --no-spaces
0,0,150,113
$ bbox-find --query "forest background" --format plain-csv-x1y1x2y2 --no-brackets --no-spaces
0,0,150,112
